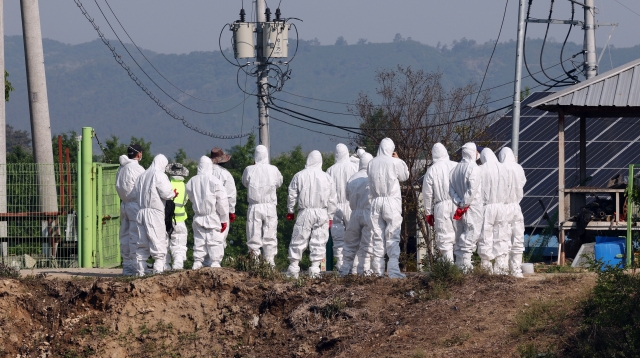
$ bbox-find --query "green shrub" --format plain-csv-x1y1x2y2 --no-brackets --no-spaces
0,263,19,278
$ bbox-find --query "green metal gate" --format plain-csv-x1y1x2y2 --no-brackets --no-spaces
93,163,121,268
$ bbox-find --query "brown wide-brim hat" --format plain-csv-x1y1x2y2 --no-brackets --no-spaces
210,147,231,164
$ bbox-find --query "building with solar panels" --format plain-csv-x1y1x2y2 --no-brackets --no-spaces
487,58,640,262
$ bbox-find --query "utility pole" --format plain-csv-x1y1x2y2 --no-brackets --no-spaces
256,0,270,158
20,0,58,213
511,0,526,161
583,0,597,79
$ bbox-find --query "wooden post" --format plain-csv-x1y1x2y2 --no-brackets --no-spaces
558,112,566,265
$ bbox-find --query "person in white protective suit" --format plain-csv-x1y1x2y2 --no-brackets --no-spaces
499,147,527,277
368,138,410,278
242,145,283,265
133,154,177,276
115,144,145,276
165,163,190,270
326,143,359,269
339,152,374,276
477,148,509,274
187,156,229,269
449,143,482,272
422,143,459,263
286,151,337,279
210,148,237,238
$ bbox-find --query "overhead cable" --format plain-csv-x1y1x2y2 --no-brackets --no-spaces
73,0,253,139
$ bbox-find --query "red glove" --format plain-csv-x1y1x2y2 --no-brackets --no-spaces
286,213,295,221
425,215,435,227
220,222,228,233
453,207,469,221
229,213,236,223
329,220,333,229
173,188,179,198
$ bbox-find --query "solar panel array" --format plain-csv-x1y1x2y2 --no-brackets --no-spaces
488,92,640,227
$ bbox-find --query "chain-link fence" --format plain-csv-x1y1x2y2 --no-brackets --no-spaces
0,163,77,269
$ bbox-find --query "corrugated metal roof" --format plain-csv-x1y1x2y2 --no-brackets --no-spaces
528,58,640,108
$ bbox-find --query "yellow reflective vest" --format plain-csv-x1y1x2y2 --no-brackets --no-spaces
170,178,187,223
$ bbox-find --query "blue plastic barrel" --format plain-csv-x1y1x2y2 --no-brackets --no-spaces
594,239,626,271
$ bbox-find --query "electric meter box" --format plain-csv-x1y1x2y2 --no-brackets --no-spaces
231,22,255,59
262,22,288,58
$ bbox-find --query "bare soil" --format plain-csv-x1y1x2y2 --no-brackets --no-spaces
0,269,595,357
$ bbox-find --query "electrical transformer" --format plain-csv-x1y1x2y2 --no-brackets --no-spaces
262,22,288,58
231,22,255,59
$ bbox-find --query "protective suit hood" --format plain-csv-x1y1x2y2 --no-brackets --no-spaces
151,154,169,171
305,150,323,169
461,143,477,162
197,156,213,175
359,153,373,171
335,143,350,162
480,148,498,164
432,143,449,162
255,145,269,164
498,147,516,163
119,155,138,166
377,138,395,157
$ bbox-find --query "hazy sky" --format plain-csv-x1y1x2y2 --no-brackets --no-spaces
3,0,640,54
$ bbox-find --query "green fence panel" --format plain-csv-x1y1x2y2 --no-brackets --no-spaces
93,163,121,268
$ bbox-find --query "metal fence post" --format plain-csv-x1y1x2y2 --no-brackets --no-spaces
80,127,93,268
627,164,634,268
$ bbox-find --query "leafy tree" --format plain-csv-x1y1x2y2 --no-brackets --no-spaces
98,135,153,168
7,125,31,153
335,36,347,46
6,145,34,164
5,70,14,102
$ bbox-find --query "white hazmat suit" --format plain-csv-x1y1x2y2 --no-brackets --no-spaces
368,138,410,278
326,143,358,269
211,163,237,238
478,148,509,274
242,145,283,265
287,151,337,278
187,156,229,269
133,154,176,276
422,143,459,263
339,153,374,276
115,155,145,276
499,147,527,277
449,143,482,272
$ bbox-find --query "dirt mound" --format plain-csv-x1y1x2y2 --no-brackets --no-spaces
0,270,595,357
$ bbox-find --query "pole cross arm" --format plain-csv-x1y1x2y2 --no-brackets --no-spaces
526,18,584,26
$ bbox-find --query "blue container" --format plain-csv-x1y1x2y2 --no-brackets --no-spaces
594,239,626,271
595,236,625,244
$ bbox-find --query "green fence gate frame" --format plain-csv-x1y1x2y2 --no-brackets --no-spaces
94,163,121,268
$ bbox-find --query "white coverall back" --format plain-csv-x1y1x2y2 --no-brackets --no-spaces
499,147,527,277
132,154,176,275
449,143,482,271
478,148,509,273
367,138,410,278
422,143,460,263
115,155,145,276
286,151,337,278
242,145,284,265
186,156,229,268
339,153,374,276
326,143,358,269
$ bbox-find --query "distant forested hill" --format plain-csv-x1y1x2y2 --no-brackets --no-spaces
4,35,640,157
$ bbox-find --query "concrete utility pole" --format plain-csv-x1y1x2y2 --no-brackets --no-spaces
256,0,270,158
20,0,57,212
0,0,7,241
583,0,597,79
511,0,526,161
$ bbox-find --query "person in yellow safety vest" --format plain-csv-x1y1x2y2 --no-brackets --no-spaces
165,163,190,270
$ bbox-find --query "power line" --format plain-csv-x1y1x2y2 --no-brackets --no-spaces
73,0,253,139
94,0,245,115
474,0,509,108
103,0,240,103
270,115,352,139
612,0,640,17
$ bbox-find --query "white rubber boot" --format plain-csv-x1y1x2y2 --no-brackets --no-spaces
481,259,494,274
372,257,386,276
387,256,406,279
494,254,510,275
308,261,321,278
510,253,524,278
286,260,300,279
